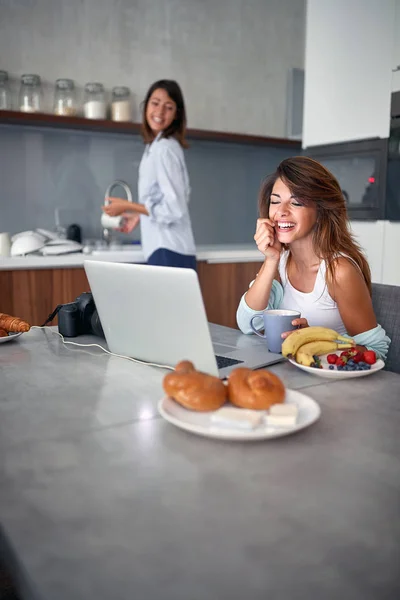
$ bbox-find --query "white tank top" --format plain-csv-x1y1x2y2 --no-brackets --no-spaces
278,251,347,335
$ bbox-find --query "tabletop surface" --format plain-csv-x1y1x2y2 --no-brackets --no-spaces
1,326,399,600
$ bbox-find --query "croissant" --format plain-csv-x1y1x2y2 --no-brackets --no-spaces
163,360,228,411
0,312,31,333
0,328,8,338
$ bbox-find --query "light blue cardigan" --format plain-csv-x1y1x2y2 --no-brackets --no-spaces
236,280,391,361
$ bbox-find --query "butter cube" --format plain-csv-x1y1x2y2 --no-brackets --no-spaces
266,403,298,427
211,407,265,430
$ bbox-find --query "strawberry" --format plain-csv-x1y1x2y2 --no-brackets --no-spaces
336,357,347,367
327,354,338,364
340,348,356,358
353,351,364,364
363,350,376,365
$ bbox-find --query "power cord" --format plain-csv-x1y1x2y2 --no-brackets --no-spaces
30,326,174,371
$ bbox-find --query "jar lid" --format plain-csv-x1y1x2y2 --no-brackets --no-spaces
84,82,104,93
0,70,9,83
56,78,75,90
21,74,41,85
112,86,130,97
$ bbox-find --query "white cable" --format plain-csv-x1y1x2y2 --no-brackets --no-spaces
30,326,174,371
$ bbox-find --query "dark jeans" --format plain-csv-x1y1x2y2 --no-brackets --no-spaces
147,248,197,270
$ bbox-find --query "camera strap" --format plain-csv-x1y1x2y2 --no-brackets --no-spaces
40,305,63,327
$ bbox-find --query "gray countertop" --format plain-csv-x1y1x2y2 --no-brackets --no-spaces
1,327,400,599
0,244,265,271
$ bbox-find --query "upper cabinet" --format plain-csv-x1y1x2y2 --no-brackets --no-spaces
303,0,394,147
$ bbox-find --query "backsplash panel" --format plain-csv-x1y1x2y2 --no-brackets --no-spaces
0,125,295,244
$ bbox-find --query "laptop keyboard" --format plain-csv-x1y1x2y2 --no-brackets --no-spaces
215,355,244,370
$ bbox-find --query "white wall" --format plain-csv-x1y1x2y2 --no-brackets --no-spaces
392,0,400,92
0,0,305,137
350,222,385,284
303,0,395,147
350,221,400,287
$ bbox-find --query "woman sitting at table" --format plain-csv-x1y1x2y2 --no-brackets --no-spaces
236,156,390,360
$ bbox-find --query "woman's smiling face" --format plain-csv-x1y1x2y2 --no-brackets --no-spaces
268,178,318,244
145,88,177,135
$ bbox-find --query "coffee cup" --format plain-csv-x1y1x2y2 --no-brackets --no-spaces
0,232,11,257
250,309,301,354
101,213,124,230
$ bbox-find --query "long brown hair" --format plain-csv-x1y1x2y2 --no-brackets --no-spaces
141,79,188,148
258,156,372,293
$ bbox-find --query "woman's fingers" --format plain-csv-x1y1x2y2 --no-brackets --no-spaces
254,221,275,245
281,319,309,338
292,318,309,328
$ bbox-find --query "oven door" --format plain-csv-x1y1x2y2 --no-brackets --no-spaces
305,138,388,221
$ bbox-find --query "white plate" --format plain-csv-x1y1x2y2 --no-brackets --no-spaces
0,332,23,344
288,353,385,379
158,389,321,441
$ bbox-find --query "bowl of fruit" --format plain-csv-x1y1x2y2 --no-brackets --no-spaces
282,326,385,379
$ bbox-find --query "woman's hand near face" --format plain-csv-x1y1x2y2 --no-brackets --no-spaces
254,218,282,262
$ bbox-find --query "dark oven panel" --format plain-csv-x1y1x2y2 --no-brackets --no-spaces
304,138,388,221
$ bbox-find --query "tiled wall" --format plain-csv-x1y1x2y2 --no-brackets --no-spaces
0,125,296,244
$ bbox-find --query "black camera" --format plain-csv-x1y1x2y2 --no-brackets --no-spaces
56,292,104,338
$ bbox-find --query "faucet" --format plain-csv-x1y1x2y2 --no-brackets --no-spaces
103,180,133,244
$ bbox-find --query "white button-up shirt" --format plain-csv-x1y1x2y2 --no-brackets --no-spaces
138,133,196,261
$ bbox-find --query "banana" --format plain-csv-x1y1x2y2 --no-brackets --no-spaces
295,340,354,367
282,326,354,358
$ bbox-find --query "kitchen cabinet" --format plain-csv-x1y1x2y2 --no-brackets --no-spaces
197,261,260,329
0,268,90,327
0,261,260,330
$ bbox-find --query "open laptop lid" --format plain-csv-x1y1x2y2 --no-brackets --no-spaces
84,260,220,376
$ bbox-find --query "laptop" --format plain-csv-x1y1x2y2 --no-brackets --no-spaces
84,260,285,378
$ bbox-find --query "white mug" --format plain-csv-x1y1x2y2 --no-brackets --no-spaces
101,213,124,230
0,232,11,257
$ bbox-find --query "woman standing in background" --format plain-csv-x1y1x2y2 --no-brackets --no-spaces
103,79,196,269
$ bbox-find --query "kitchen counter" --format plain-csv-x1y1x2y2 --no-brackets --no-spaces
0,244,264,271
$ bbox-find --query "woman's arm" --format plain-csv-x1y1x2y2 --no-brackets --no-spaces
244,259,280,310
244,218,282,310
328,257,377,336
103,198,149,216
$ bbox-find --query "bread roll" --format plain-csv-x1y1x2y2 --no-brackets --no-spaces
0,328,8,338
163,360,228,412
228,368,285,410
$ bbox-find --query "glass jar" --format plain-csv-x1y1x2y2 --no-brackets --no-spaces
111,86,131,122
19,74,42,113
0,70,12,110
53,78,76,116
83,82,106,119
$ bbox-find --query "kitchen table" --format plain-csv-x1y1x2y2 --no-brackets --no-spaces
0,326,399,600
